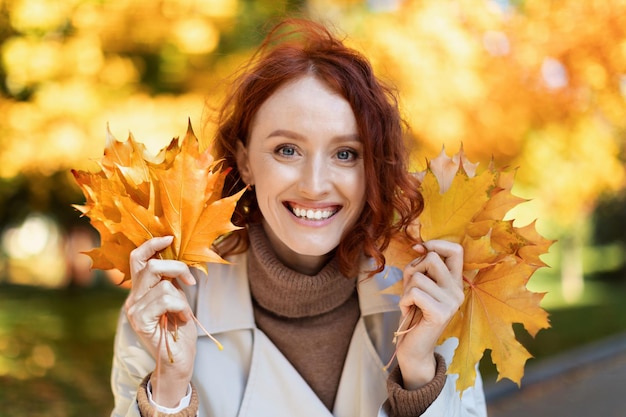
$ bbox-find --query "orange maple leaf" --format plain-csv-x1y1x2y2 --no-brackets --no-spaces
446,260,549,389
72,120,244,282
384,146,553,393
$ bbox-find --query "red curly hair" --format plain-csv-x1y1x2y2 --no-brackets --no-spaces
211,18,423,277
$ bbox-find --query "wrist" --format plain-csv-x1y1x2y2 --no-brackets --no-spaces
138,373,198,417
150,371,192,407
398,353,437,390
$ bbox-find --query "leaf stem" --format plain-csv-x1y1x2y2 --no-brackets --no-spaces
192,314,224,350
161,315,174,363
383,305,422,371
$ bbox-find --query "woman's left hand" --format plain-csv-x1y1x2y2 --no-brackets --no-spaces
395,239,465,390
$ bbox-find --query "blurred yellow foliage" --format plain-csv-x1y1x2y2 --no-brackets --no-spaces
0,0,625,235
8,0,77,33
0,0,243,178
345,0,626,229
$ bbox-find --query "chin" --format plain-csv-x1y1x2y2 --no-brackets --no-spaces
289,239,340,258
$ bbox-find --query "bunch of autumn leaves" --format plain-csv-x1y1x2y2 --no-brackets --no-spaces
72,122,244,279
73,123,552,394
384,149,553,392
73,122,243,358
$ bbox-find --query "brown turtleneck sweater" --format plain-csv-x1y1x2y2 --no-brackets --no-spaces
247,224,360,410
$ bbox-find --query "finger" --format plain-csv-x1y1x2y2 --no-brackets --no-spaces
145,280,192,321
130,236,174,270
398,285,438,318
399,282,462,326
404,252,450,286
419,240,464,279
402,272,455,309
405,272,442,297
127,280,193,326
132,259,196,299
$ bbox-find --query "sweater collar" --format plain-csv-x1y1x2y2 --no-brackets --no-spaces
246,223,357,319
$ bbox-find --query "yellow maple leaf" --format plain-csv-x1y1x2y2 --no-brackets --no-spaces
445,260,549,388
384,146,553,393
419,163,496,242
72,120,244,282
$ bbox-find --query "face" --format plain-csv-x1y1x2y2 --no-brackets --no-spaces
236,75,366,275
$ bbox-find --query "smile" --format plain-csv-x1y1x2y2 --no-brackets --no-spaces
287,204,339,220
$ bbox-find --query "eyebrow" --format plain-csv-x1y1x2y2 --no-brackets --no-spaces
266,129,361,143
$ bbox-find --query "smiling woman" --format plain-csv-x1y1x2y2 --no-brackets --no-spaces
111,18,487,417
213,19,424,280
235,76,366,275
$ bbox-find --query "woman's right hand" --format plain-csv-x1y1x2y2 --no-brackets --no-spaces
124,236,198,407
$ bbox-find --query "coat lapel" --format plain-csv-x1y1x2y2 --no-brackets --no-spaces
186,255,404,417
238,329,332,417
333,319,388,417
333,266,403,417
189,254,256,335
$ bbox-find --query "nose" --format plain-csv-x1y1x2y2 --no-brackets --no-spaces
297,153,331,198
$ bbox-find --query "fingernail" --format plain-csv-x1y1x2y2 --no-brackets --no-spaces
412,243,425,252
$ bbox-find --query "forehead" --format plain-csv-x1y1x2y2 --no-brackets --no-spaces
265,75,347,110
250,75,358,136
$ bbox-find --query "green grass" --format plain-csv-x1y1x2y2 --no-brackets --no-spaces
0,283,128,417
0,269,625,416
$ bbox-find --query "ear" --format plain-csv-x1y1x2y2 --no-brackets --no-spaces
235,140,254,185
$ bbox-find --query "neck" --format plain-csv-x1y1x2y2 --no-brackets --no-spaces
261,220,334,276
247,222,356,318
277,251,333,276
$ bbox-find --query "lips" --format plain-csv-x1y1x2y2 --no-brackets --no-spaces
286,203,339,220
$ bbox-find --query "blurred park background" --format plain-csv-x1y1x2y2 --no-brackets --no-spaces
1,0,626,415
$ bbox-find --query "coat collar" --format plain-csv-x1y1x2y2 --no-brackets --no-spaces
186,253,402,337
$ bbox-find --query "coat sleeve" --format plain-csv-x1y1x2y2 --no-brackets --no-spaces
110,306,156,417
377,338,487,417
420,338,487,417
416,371,487,416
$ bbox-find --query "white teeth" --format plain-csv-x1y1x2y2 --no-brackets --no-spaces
292,207,334,220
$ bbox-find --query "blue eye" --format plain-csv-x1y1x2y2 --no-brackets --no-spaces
337,149,357,161
277,145,296,157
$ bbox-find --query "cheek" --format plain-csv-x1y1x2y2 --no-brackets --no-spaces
251,165,292,211
254,165,294,193
349,171,367,206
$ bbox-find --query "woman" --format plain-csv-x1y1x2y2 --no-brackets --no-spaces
111,19,487,417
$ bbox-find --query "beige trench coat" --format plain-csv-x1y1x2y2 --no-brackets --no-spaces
111,253,487,417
